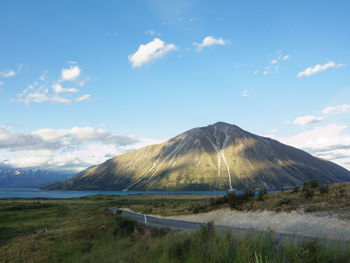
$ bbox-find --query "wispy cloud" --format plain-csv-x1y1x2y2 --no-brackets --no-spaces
286,104,350,126
193,36,230,51
13,63,91,104
289,115,324,126
322,104,350,115
128,38,177,68
297,61,344,78
144,30,156,36
52,83,78,93
258,50,290,76
0,70,16,78
75,94,90,102
241,90,249,97
0,64,25,79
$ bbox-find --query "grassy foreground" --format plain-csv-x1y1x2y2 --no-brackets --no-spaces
0,194,350,263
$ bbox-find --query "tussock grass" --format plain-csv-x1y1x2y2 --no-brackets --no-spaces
208,182,350,214
0,197,349,263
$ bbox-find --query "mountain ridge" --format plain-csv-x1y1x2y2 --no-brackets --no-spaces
0,165,73,188
45,122,350,191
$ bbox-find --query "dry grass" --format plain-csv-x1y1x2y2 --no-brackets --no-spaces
1,200,349,263
238,182,350,213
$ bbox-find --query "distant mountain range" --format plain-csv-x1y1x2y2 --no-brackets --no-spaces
0,165,73,188
44,122,350,191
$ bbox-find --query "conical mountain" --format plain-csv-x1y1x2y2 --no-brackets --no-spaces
45,122,350,190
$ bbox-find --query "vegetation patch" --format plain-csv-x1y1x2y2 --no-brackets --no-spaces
0,189,349,262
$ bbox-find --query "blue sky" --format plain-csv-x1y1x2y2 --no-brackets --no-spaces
1,0,350,172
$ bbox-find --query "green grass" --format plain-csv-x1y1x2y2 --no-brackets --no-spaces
0,196,349,263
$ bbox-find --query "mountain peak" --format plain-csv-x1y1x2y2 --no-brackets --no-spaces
212,121,233,127
45,122,350,191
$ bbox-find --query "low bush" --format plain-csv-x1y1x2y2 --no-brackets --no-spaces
304,188,314,199
319,185,329,194
257,187,267,201
292,186,300,193
309,179,320,189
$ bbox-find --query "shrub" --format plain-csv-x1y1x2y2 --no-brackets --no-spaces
319,185,329,194
292,186,300,193
113,216,136,237
193,206,201,214
304,188,314,199
227,192,245,209
339,188,346,197
257,190,265,201
278,198,291,206
302,182,309,191
309,179,320,189
257,188,267,201
244,187,255,199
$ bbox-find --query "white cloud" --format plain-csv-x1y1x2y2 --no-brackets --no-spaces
128,38,177,68
288,104,350,126
258,50,289,76
75,94,90,102
144,30,155,36
52,83,78,93
241,90,249,97
50,95,71,104
291,115,324,126
193,36,230,51
39,71,47,81
0,81,3,86
322,104,350,115
15,85,72,105
0,125,163,172
61,66,81,81
14,64,91,104
297,61,344,78
14,84,73,105
16,86,49,104
78,76,90,86
253,70,259,75
271,124,350,170
0,70,16,78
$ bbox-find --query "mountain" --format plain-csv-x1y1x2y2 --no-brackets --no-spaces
45,122,350,191
0,165,73,188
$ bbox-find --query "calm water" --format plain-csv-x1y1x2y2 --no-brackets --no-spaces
0,188,227,199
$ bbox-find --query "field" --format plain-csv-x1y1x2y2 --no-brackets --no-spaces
1,183,350,262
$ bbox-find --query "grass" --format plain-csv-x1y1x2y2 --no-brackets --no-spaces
0,182,350,262
1,200,349,263
204,182,350,214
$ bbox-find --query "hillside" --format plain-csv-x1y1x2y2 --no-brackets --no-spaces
45,122,350,191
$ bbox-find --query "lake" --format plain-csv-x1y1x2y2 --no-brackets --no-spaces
0,188,227,199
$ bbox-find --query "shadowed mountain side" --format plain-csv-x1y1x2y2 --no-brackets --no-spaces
44,122,350,191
